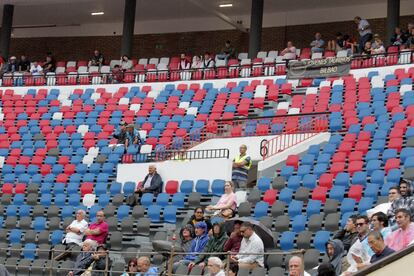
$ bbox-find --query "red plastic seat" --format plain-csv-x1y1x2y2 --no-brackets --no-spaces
231,126,242,137
64,164,76,175
348,185,364,202
354,141,370,154
56,173,69,183
15,183,26,194
337,142,353,154
286,155,299,169
384,158,400,173
40,164,51,176
175,129,187,138
331,152,346,163
319,173,334,189
388,138,403,152
330,163,346,177
2,183,13,194
80,182,94,196
165,180,179,195
281,83,292,95
312,186,328,203
347,161,364,176
349,151,363,162
253,97,265,108
263,189,278,205
256,124,269,135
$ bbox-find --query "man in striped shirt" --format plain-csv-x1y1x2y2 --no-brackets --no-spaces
232,145,252,189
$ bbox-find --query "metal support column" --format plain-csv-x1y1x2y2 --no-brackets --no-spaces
386,0,400,46
248,0,264,59
0,4,14,59
121,0,136,57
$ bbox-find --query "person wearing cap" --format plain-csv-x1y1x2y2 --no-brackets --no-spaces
90,244,111,276
3,56,18,73
125,124,142,149
173,221,209,272
113,121,128,146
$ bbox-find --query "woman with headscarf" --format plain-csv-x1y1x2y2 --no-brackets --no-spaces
388,178,414,227
325,239,344,275
179,224,195,253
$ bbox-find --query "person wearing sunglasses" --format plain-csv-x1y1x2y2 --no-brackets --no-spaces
121,258,138,276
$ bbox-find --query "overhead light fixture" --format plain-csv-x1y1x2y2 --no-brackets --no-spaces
91,12,104,16
219,3,233,7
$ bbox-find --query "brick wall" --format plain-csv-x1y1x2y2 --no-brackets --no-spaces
9,15,414,62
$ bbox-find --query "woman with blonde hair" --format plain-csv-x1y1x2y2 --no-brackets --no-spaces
206,181,237,219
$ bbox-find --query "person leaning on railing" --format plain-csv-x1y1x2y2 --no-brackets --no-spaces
89,244,111,276
68,239,98,276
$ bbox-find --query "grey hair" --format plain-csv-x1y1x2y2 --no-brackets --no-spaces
83,239,98,251
138,256,151,265
76,209,86,216
208,257,223,268
289,255,303,265
368,230,384,241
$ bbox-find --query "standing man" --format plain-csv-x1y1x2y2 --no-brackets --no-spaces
354,16,373,53
368,231,395,264
385,209,414,251
232,222,264,269
232,145,252,189
288,256,310,276
84,210,108,245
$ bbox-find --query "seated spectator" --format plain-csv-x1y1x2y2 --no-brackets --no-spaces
288,256,310,276
121,258,138,276
202,52,215,69
333,214,358,252
179,224,195,253
368,231,395,264
42,54,56,73
125,124,142,148
228,263,239,276
206,181,237,220
362,41,373,57
223,221,243,258
112,121,127,146
385,208,414,251
173,222,209,271
191,55,203,69
310,32,325,53
206,257,225,276
217,40,236,61
371,37,386,54
3,56,18,73
280,41,297,60
84,210,108,245
388,179,414,227
63,209,88,246
232,222,264,269
89,50,105,67
68,239,98,276
120,55,133,71
30,61,44,76
90,244,111,276
232,144,252,189
317,262,336,276
406,27,414,49
191,223,228,270
126,165,163,206
185,207,213,231
18,55,30,71
325,239,344,275
391,26,408,46
367,187,400,218
136,256,158,276
370,212,392,239
327,32,346,52
343,34,357,54
111,65,124,83
180,53,191,81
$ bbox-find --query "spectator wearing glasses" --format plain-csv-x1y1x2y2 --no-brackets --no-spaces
185,207,212,231
368,231,395,264
231,222,264,269
370,212,392,239
388,179,414,227
333,214,359,252
206,181,237,220
367,187,400,218
121,258,138,276
232,145,252,189
385,208,414,251
84,210,108,245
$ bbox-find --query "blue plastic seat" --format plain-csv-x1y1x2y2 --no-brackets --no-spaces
314,231,331,252
254,201,269,219
301,154,315,166
40,194,52,207
211,179,225,196
387,169,401,184
307,145,320,156
67,182,80,195
366,160,382,176
279,231,296,251
164,205,178,224
141,193,154,207
33,217,47,232
292,215,306,233
89,205,101,221
297,165,311,177
303,174,317,189
288,200,303,217
280,166,294,179
61,206,74,220
6,205,18,217
22,243,37,259
352,171,367,186
9,229,22,244
370,170,385,185
54,194,67,207
156,193,170,207
180,180,194,194
329,186,346,202
401,148,414,163
365,184,379,199
306,200,321,217
117,205,130,221
314,163,328,177
257,177,272,192
358,197,374,214
110,182,122,195
279,188,294,204
287,176,301,190
340,198,356,214
147,205,163,223
335,173,350,187
13,194,25,206
171,193,185,208
53,183,66,194
122,182,136,196
19,205,32,217
195,179,209,194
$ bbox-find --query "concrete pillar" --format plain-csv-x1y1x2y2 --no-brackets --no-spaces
386,0,400,46
121,0,136,57
248,0,264,59
0,4,14,59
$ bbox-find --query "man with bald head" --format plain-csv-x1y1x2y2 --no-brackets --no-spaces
288,256,310,276
127,165,163,206
84,210,108,245
232,144,252,189
136,256,158,276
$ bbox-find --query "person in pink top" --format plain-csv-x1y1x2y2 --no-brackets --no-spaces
84,210,108,245
385,208,414,251
206,181,237,219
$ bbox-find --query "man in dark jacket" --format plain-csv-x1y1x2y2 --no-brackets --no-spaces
113,121,127,145
91,245,111,276
333,214,358,252
126,165,163,206
224,221,243,258
68,239,97,276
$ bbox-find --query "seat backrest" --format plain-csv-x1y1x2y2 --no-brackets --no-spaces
82,194,96,208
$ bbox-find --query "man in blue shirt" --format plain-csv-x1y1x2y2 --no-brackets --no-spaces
368,231,395,263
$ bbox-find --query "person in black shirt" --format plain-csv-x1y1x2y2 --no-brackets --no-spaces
18,55,30,72
43,55,56,73
333,214,359,252
368,231,395,263
89,50,105,67
113,121,127,145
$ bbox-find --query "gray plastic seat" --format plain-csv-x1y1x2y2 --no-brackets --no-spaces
268,267,285,276
377,196,388,205
5,257,19,273
175,264,189,275
136,218,151,236
190,265,203,275
111,262,126,276
121,217,134,232
407,137,414,147
273,176,286,190
47,148,59,156
324,199,339,214
0,242,8,258
52,244,67,258
153,231,167,241
17,259,32,276
10,244,22,258
272,231,279,246
247,188,261,205
26,193,39,205
304,249,321,270
259,216,273,230
271,202,286,217
96,154,107,164
152,254,165,266
5,217,17,229
33,133,45,141
37,244,51,259
251,267,266,276
103,204,117,217
238,267,250,276
107,217,118,232
47,206,60,218
111,195,124,207
308,214,323,232
238,202,252,217
25,230,38,243
48,217,61,230
325,213,340,231
403,167,414,180
31,259,46,276
27,184,40,194
58,260,74,276
37,231,50,244
132,205,145,219
19,217,32,230
122,247,138,259
33,205,45,217
0,230,8,241
266,251,284,269
62,218,73,229
297,230,313,250
188,192,201,206
274,215,290,232
1,194,11,205
295,187,310,202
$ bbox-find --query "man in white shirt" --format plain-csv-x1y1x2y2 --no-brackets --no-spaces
231,222,264,269
288,256,310,276
367,187,400,218
206,257,225,276
63,209,88,246
354,16,373,53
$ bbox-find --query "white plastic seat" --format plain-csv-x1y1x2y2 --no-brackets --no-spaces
61,99,72,107
46,73,56,86
264,57,275,64
319,80,331,88
159,57,170,64
288,108,300,115
82,155,94,166
77,66,88,73
179,102,190,109
82,194,96,209
100,66,111,73
254,85,267,98
55,67,65,74
276,56,284,63
216,59,226,67
187,107,198,116
130,104,141,111
138,130,147,141
336,50,348,57
67,61,76,67
332,79,344,86
91,92,100,100
88,66,99,73
77,125,89,136
371,76,384,88
257,51,267,59
241,58,251,65
306,87,318,95
296,48,301,56
277,102,290,110
149,58,159,65
400,84,413,95
238,53,248,60
268,51,278,58
109,60,120,68
235,191,247,207
52,112,63,120
88,147,99,157
0,156,4,169
119,98,129,105
157,63,168,70
140,145,152,154
138,58,148,65
311,52,323,59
